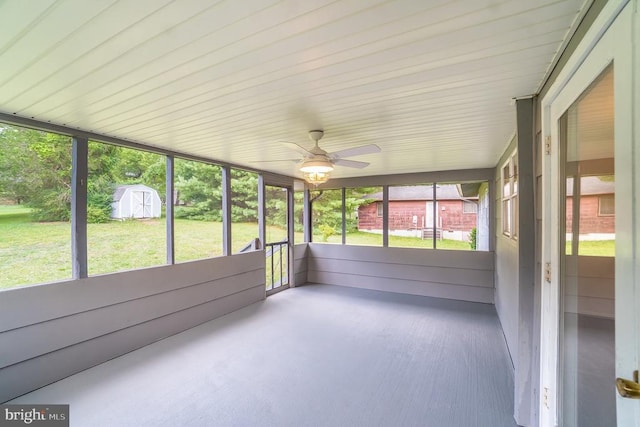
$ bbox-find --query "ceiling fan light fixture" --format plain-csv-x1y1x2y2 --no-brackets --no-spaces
303,171,330,185
300,158,333,185
299,158,334,173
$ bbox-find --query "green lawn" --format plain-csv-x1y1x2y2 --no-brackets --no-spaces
0,206,302,290
566,240,615,256
0,205,616,290
319,230,472,250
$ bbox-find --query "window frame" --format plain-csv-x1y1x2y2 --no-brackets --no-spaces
463,200,478,214
501,150,518,239
597,194,615,216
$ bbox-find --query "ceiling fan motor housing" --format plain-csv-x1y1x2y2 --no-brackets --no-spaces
308,130,324,142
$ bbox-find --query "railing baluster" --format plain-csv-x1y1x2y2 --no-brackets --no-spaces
271,245,275,290
265,240,288,292
279,243,283,287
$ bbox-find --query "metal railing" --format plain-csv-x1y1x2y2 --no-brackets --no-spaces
265,240,289,291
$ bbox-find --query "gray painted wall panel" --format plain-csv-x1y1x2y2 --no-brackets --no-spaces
307,244,494,304
565,256,614,318
0,270,264,368
0,286,265,403
0,252,266,402
308,257,494,288
308,271,494,303
294,244,308,285
0,252,264,332
309,244,493,270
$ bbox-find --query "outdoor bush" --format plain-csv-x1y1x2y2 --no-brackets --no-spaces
469,227,477,250
174,203,222,221
319,224,336,242
86,177,114,223
87,205,111,223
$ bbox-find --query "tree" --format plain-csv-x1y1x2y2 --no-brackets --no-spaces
0,124,72,221
310,187,378,233
173,159,222,221
230,169,258,222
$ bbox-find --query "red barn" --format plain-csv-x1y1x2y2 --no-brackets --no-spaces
565,176,615,236
358,185,478,241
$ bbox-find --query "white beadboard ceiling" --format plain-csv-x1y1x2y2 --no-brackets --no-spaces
0,0,588,180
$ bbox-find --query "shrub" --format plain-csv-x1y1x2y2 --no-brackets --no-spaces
174,203,222,221
319,224,336,242
469,227,477,250
87,186,114,224
87,205,111,223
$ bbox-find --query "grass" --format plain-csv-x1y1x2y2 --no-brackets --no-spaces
317,230,472,250
566,240,615,256
0,205,616,290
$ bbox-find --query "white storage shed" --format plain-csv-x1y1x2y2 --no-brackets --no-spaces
111,184,162,219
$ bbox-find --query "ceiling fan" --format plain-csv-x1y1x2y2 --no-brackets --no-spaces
254,130,381,185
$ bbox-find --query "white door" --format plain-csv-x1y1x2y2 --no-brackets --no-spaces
131,191,145,218
540,1,639,426
426,201,439,230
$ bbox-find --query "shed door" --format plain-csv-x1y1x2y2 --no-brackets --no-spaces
131,191,151,218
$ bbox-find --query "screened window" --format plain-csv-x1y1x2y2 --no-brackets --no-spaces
311,189,342,243
501,151,518,239
346,187,382,246
174,159,223,262
87,142,166,275
230,169,259,254
0,124,72,289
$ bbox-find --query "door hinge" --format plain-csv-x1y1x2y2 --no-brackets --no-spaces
545,262,552,283
543,387,550,409
545,136,551,155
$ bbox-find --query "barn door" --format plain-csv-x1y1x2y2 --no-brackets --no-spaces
142,192,152,218
131,190,152,218
131,191,145,218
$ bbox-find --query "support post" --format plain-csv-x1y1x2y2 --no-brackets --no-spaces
71,136,88,279
222,166,232,255
258,175,265,250
166,155,175,264
432,183,437,249
303,188,311,242
515,97,536,426
341,188,346,244
382,185,389,247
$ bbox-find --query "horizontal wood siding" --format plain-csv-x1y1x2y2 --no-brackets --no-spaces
0,252,265,402
564,256,614,318
307,244,494,303
294,243,308,285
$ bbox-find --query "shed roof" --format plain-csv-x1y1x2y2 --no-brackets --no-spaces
113,184,158,202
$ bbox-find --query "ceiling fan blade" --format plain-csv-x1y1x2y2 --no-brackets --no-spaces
329,144,381,159
280,141,313,156
334,159,370,169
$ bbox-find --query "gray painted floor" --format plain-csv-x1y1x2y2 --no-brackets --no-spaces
11,284,517,427
563,314,616,427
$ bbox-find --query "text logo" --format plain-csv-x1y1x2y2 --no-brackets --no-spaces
0,405,68,427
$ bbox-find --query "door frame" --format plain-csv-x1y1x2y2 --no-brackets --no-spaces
539,0,637,425
262,181,294,296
